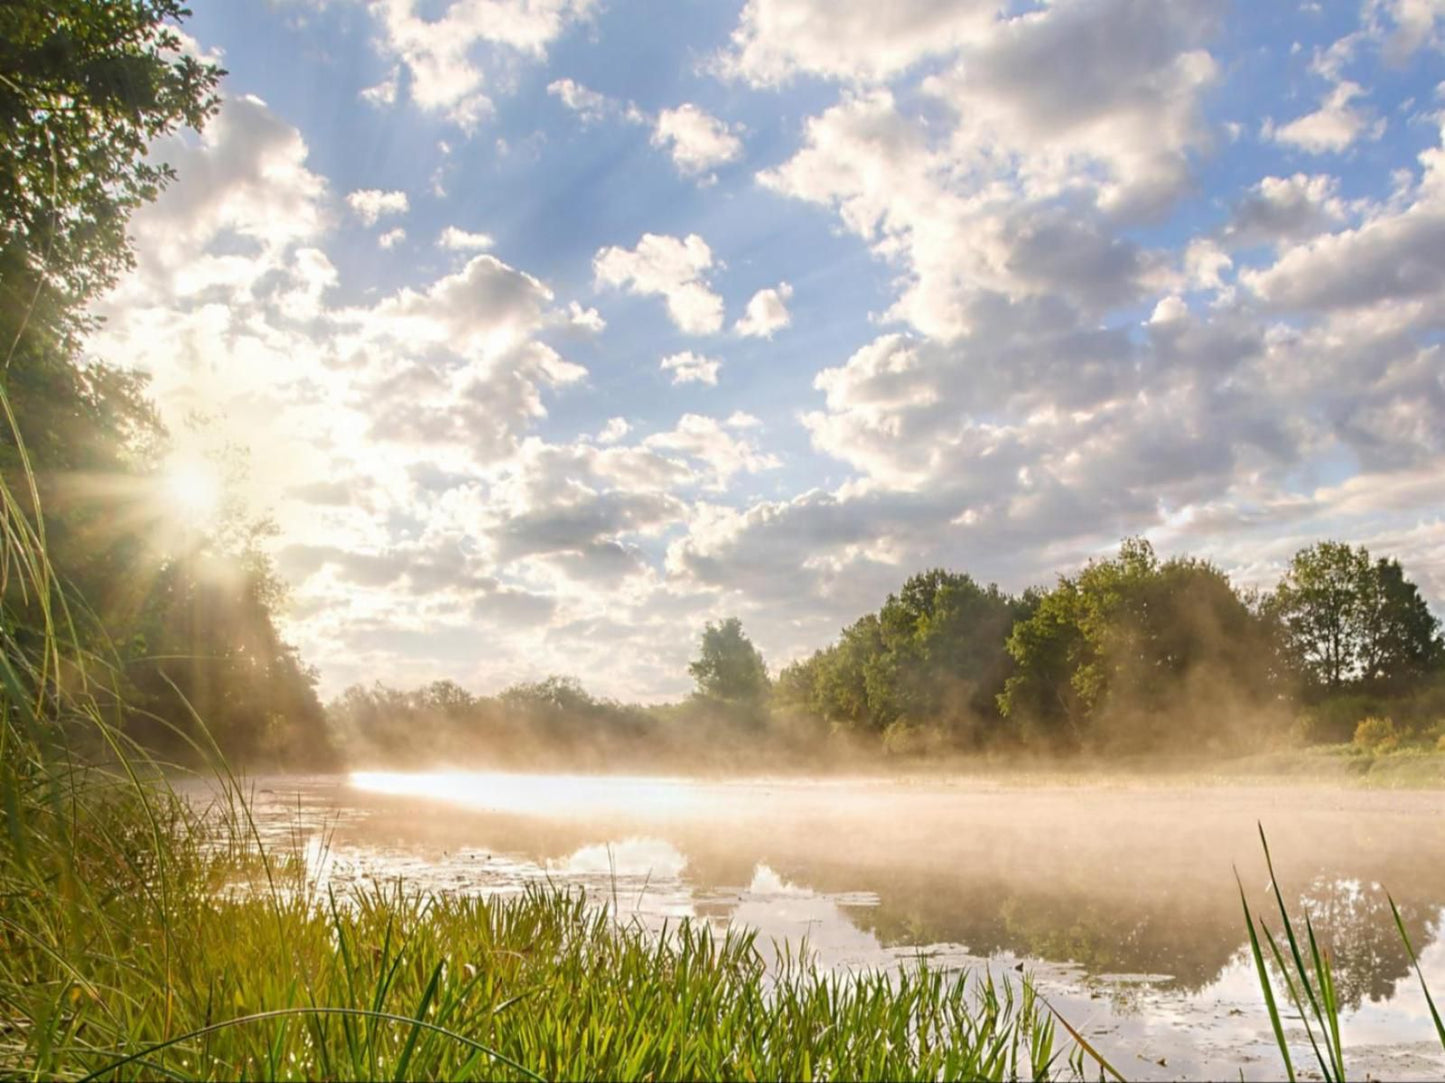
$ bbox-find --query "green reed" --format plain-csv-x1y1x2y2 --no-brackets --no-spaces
1240,824,1445,1082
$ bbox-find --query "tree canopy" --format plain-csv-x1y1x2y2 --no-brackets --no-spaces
1265,541,1443,697
997,538,1278,749
689,617,771,709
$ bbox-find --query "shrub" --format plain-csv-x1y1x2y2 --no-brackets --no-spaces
1352,715,1400,752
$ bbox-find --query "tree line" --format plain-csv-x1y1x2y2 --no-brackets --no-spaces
329,538,1444,768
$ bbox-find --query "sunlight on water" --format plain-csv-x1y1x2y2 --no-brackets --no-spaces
351,769,708,818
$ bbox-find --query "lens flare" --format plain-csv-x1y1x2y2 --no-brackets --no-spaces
164,459,222,523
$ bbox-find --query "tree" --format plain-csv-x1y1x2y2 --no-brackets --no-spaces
999,538,1276,749
1,1,222,323
2,0,221,631
2,1,221,639
1266,542,1443,696
689,617,770,709
0,5,332,768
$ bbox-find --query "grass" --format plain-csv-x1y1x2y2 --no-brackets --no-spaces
3,854,1097,1081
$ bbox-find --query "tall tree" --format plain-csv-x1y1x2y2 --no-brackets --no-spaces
1,4,332,768
689,617,770,709
1266,542,1443,695
998,538,1276,748
2,0,221,604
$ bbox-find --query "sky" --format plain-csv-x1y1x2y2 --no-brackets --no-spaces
87,0,1445,701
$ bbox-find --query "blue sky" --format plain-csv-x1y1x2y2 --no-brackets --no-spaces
90,0,1445,699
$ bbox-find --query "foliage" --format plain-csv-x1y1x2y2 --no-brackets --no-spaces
0,0,222,322
329,677,666,770
777,571,1033,745
1352,716,1400,753
0,0,323,769
998,538,1278,750
1265,541,1444,697
688,616,770,713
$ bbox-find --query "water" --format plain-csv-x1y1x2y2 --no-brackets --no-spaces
212,771,1445,1080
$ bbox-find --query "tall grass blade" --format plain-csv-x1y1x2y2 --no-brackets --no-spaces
1387,893,1445,1051
1237,870,1295,1083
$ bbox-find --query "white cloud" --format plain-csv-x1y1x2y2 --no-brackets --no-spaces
364,0,597,128
643,414,779,489
660,351,722,386
1241,120,1445,320
564,300,606,334
378,227,406,249
1226,173,1349,246
1149,295,1189,324
734,282,793,338
1368,0,1445,62
597,417,631,444
593,233,725,334
438,226,494,250
718,0,998,86
360,67,399,107
1269,80,1385,153
650,104,743,180
79,3,1445,699
761,90,1152,340
547,78,616,123
346,188,409,225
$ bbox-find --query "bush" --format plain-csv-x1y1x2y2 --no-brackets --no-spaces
1352,716,1400,753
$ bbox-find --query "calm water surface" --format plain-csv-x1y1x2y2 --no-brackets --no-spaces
208,772,1445,1081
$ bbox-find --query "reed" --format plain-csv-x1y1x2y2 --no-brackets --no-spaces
1240,824,1445,1081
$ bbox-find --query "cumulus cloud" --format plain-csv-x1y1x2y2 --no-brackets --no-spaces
1226,173,1349,246
660,351,722,386
81,94,709,696
360,67,399,107
593,233,725,334
547,77,615,123
718,0,998,85
643,414,780,489
346,188,409,225
378,227,406,248
597,417,631,444
438,225,494,250
734,282,792,337
363,0,598,128
1241,123,1445,321
80,2,1445,698
650,104,743,180
1367,0,1445,63
1268,80,1384,153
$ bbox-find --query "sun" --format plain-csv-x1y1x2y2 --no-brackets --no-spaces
163,458,223,524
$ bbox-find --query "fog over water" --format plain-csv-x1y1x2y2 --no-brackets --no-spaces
211,771,1445,1082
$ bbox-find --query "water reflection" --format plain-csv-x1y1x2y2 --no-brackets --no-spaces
216,772,1445,1081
